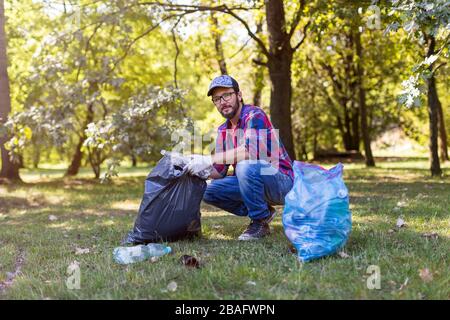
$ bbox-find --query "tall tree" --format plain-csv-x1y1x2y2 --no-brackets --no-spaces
389,0,448,176
311,30,361,152
210,12,228,75
295,1,405,160
0,0,20,181
355,28,375,166
438,102,449,161
426,35,443,175
262,0,309,159
252,18,264,107
135,0,315,160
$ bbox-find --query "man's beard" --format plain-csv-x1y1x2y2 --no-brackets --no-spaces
220,100,240,119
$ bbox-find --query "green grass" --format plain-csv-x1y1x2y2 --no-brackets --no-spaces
0,159,449,299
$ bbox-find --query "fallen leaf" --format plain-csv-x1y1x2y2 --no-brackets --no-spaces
338,251,350,259
399,277,409,291
48,215,58,221
419,268,433,283
75,248,90,255
167,281,177,292
180,255,200,269
421,232,439,240
396,201,407,208
396,217,406,228
288,244,297,254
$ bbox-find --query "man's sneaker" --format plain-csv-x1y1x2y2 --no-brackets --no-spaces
238,220,270,241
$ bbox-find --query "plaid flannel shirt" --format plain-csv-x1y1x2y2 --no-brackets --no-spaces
213,104,294,179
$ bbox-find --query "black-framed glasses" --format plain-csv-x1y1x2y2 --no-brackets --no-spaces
212,92,236,105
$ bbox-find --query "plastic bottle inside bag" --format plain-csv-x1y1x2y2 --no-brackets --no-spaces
113,243,172,264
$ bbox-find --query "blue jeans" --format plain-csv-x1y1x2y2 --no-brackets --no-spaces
203,160,294,221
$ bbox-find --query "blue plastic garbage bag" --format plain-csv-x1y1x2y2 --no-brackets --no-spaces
282,161,352,262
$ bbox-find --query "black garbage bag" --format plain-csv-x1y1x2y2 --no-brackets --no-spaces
123,152,207,244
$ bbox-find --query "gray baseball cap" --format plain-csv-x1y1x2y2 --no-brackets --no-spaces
207,75,240,96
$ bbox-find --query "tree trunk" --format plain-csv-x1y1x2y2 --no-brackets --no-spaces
0,0,20,181
210,13,228,75
87,146,103,179
267,54,295,159
18,153,24,168
426,36,442,176
345,32,360,152
322,35,360,153
355,31,375,166
265,0,295,159
252,69,263,107
312,131,318,157
336,114,350,150
339,102,359,151
92,161,100,179
349,105,360,151
65,102,94,176
252,20,264,107
131,154,137,167
437,100,449,161
32,146,40,169
65,136,85,176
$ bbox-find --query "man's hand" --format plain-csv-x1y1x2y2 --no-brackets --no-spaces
186,154,213,177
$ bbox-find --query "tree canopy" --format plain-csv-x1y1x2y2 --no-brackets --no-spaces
0,0,448,180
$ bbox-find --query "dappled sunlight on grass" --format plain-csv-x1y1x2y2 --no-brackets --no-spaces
201,210,233,218
19,165,154,183
110,200,140,211
47,222,74,230
203,233,235,241
99,220,117,227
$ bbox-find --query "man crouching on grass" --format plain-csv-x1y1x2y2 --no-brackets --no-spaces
186,75,294,241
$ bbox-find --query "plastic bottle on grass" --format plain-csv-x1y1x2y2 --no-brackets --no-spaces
113,243,172,264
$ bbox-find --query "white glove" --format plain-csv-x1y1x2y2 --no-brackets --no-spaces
186,154,213,177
